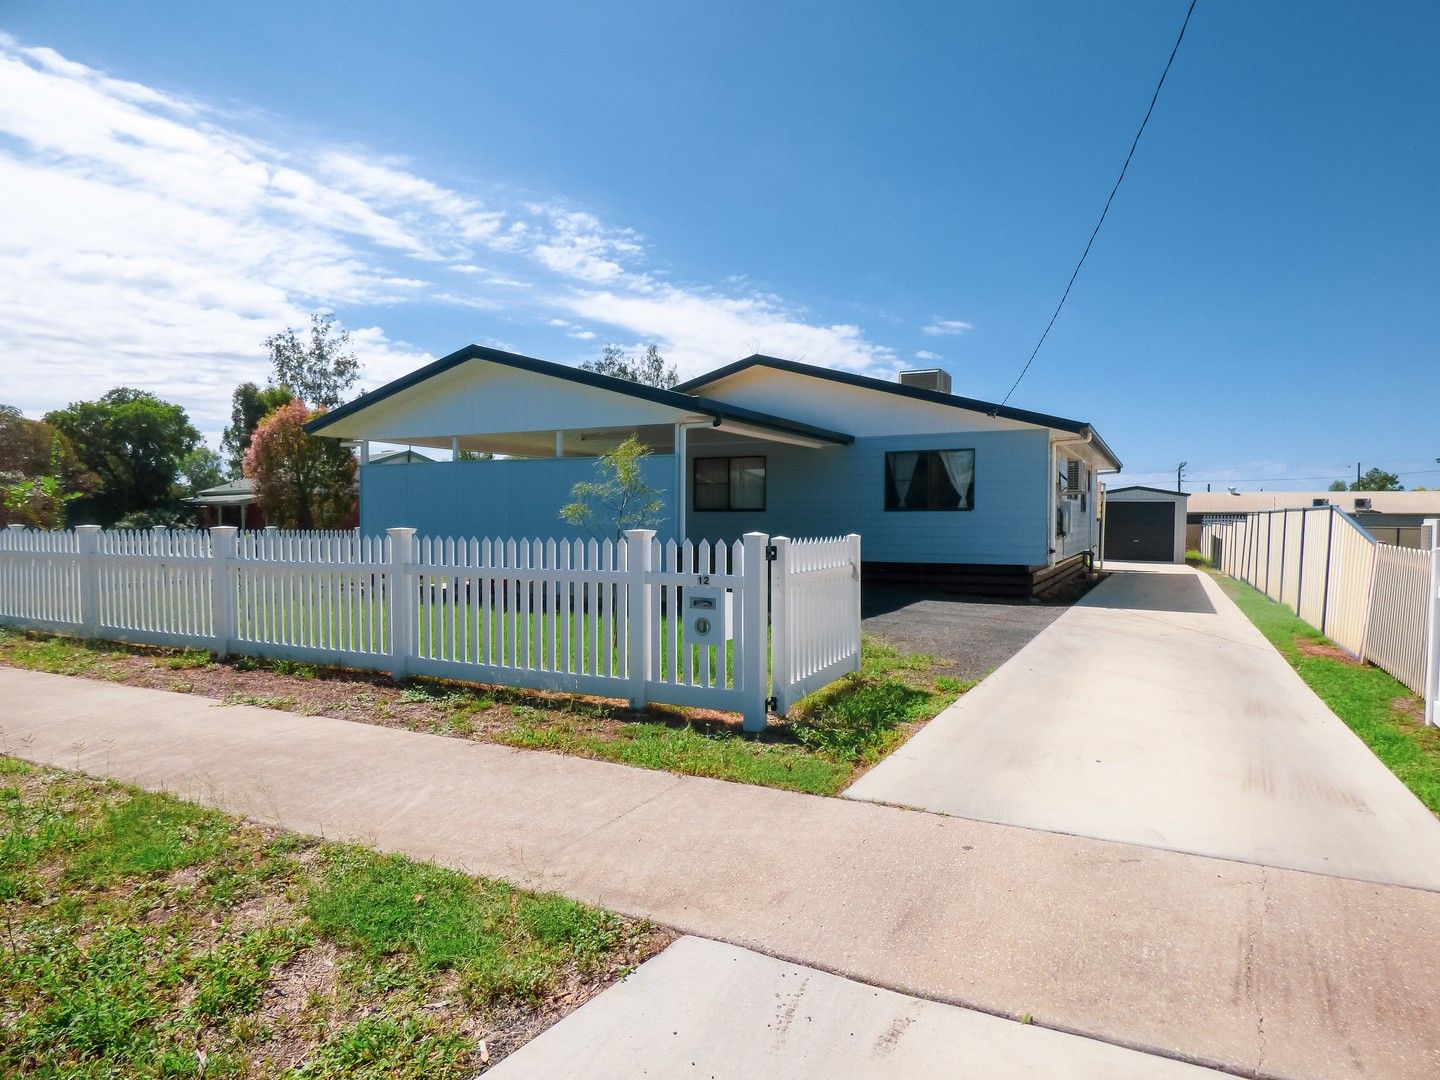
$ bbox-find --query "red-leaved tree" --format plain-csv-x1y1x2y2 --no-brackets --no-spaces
243,401,356,529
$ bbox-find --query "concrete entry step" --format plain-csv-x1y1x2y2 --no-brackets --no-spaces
489,936,1227,1078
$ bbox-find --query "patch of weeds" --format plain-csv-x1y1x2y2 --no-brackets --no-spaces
227,693,297,710
296,1015,474,1078
399,682,446,704
156,649,214,671
271,659,320,680
65,790,232,885
1185,549,1212,568
791,677,934,759
306,848,630,1005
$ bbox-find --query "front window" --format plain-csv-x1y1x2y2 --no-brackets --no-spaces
885,449,975,511
693,455,766,511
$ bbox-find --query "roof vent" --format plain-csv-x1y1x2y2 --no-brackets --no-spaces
898,368,952,394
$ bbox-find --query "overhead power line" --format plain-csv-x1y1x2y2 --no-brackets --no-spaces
998,0,1199,407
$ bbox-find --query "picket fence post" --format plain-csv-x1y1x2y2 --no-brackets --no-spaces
75,525,101,637
623,529,655,709
1424,518,1440,729
740,531,770,733
209,526,238,657
387,527,417,680
769,536,792,716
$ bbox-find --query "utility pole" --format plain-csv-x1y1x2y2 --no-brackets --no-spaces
1357,461,1362,486
1176,461,1188,493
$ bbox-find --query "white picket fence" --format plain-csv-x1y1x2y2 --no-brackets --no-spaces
0,524,863,731
1200,509,1440,725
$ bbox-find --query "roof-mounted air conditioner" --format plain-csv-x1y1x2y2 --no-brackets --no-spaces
1353,497,1372,512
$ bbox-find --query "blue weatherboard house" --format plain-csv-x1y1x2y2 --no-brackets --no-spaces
307,346,1122,596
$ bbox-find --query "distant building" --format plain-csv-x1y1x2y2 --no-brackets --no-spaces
1185,490,1440,549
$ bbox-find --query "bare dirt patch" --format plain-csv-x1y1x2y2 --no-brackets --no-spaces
1296,640,1361,664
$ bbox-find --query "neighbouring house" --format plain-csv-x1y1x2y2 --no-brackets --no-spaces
185,449,432,530
1100,486,1189,564
1185,490,1440,550
186,479,264,529
305,345,1122,596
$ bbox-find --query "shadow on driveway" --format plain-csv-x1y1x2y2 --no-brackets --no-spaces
1082,571,1216,614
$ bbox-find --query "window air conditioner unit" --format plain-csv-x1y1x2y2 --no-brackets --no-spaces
1065,460,1082,493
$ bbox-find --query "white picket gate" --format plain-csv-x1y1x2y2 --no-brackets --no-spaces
0,523,862,731
769,535,863,714
1200,510,1440,725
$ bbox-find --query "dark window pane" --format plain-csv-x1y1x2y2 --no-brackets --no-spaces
693,458,729,511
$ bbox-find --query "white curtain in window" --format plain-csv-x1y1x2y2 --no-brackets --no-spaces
938,450,974,509
890,452,920,506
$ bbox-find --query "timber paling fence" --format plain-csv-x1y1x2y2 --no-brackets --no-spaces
0,524,863,731
1200,508,1440,726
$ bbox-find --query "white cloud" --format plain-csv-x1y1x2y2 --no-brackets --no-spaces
922,318,973,336
0,33,903,436
915,350,942,361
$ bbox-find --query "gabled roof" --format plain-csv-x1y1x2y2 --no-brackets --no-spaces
1106,485,1188,499
676,354,1122,470
305,344,853,446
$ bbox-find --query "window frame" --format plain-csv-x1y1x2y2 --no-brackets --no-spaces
691,454,768,512
883,448,976,512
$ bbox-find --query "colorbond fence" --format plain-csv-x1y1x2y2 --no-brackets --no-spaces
0,524,862,731
1200,509,1440,725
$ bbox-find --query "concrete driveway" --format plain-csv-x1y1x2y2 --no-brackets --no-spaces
846,562,1440,891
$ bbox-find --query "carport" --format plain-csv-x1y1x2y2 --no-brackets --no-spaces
1102,486,1188,563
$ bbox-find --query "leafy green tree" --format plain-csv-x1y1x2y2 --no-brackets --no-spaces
0,405,97,528
1327,479,1348,492
264,313,361,409
244,400,357,529
221,382,294,474
580,344,678,389
44,389,201,525
1351,468,1403,492
560,435,665,540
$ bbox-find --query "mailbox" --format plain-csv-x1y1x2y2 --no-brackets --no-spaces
685,587,729,647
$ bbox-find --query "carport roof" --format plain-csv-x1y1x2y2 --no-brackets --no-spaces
305,344,853,446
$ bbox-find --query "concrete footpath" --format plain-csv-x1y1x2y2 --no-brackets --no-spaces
849,563,1440,891
3,666,1439,1079
489,936,1224,1078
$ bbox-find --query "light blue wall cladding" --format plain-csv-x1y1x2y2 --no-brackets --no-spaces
360,455,677,542
684,430,1052,566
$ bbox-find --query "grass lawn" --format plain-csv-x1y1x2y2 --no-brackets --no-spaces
0,756,670,1077
0,629,967,797
1212,572,1440,815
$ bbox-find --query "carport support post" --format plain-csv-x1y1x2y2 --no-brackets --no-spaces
387,528,417,680
208,526,238,657
624,529,655,710
1425,518,1440,729
740,532,770,733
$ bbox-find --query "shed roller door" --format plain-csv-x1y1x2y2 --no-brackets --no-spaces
1104,502,1175,562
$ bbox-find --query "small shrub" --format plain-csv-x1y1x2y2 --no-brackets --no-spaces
1184,548,1212,568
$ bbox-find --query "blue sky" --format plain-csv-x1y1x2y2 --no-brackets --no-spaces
2,1,1436,489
